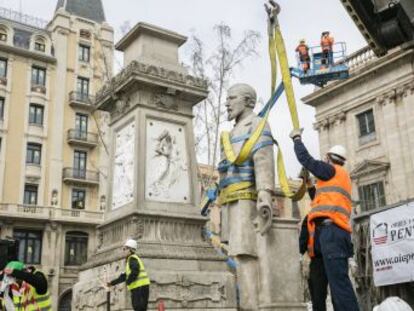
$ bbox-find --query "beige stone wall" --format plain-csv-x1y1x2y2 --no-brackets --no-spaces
0,5,113,308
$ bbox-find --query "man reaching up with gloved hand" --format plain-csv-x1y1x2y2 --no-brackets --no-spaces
290,128,359,311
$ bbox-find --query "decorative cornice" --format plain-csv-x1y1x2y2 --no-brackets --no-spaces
95,60,208,109
0,42,56,64
376,79,414,106
314,110,346,131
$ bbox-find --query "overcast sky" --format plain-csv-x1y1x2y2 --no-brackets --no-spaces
0,0,366,179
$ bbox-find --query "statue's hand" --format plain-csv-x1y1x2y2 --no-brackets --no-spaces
253,190,274,235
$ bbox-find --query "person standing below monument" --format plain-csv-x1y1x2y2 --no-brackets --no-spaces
289,128,359,311
108,239,150,311
218,83,275,310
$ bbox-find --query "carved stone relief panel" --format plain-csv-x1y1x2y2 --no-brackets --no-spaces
112,121,135,210
149,274,226,308
145,119,190,203
73,261,127,311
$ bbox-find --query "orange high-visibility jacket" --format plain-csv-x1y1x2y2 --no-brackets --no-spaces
321,36,334,51
307,164,352,257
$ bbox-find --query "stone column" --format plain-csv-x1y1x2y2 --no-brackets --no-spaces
257,218,307,310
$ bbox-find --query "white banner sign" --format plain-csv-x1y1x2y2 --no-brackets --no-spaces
370,202,414,286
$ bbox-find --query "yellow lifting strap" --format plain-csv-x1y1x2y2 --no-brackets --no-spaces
268,13,305,199
203,4,307,210
219,181,256,205
220,106,270,166
273,26,300,130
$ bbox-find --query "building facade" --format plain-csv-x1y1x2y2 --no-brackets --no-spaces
0,1,113,308
302,45,414,307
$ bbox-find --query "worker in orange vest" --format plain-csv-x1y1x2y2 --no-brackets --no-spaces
295,39,311,73
320,31,334,66
290,128,359,311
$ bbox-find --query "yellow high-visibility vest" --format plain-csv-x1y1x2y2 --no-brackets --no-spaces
125,254,150,291
12,271,52,310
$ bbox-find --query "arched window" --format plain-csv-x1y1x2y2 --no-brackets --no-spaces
0,26,8,42
65,231,88,266
58,290,72,311
34,37,46,52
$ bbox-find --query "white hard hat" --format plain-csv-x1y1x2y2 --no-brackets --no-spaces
373,297,413,311
328,145,347,161
124,239,137,250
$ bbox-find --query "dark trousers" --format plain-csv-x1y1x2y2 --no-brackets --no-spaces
308,224,359,311
130,285,149,311
322,50,333,66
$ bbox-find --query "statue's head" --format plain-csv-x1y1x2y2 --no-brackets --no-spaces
225,83,257,121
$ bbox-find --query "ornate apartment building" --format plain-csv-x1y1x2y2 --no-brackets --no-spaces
302,45,414,307
0,0,113,308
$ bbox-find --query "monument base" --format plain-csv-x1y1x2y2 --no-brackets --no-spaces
72,212,238,310
257,218,307,311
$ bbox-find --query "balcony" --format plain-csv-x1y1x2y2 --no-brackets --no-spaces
31,84,46,94
336,46,377,74
62,168,99,186
0,203,103,224
0,7,48,29
53,208,103,225
67,130,98,149
0,203,51,220
69,91,95,110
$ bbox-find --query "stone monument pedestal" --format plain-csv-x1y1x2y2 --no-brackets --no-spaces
257,218,307,310
72,212,238,310
72,22,237,310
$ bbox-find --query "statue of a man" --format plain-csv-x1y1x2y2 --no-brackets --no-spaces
219,83,275,310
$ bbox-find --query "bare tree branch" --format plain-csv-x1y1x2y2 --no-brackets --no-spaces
187,23,261,189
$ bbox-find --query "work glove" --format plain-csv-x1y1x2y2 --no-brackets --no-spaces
289,128,304,140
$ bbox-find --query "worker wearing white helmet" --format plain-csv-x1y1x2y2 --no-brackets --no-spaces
290,128,359,311
108,239,150,310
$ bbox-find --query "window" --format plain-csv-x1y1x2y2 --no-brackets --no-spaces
34,41,45,52
0,97,4,120
65,232,88,266
13,29,31,49
79,44,90,62
76,77,89,97
29,104,44,125
31,66,46,86
72,189,85,209
23,184,38,205
357,109,375,137
26,143,41,165
73,150,87,178
0,58,7,78
75,113,88,139
358,181,386,212
14,230,42,264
